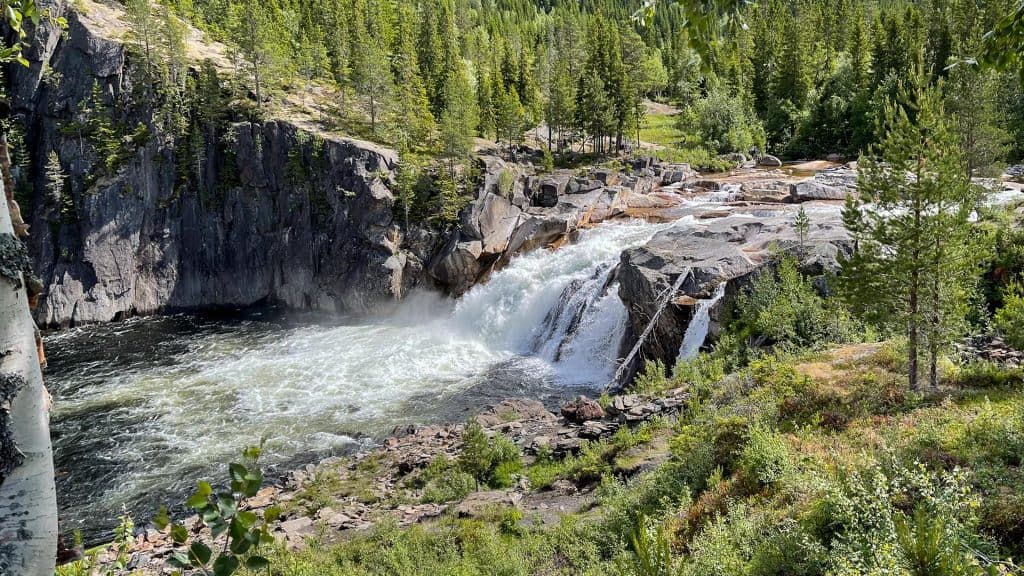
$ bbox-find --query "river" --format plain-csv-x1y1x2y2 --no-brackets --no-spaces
45,218,669,543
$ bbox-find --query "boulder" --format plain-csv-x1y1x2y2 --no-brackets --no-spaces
427,234,483,294
722,152,748,165
618,232,756,365
592,169,620,186
789,180,847,202
579,420,616,439
505,215,574,255
463,191,523,256
759,154,783,167
661,164,697,185
560,396,606,423
279,517,315,539
693,180,722,190
566,177,602,195
532,178,564,208
616,209,852,373
477,398,557,428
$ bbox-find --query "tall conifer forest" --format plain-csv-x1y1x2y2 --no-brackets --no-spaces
148,0,1024,166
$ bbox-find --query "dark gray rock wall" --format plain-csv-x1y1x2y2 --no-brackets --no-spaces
9,4,425,327
617,209,853,374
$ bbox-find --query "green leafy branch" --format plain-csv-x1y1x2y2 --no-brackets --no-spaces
1,0,66,66
152,446,278,576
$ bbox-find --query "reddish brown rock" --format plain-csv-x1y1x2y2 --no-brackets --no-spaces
560,396,605,423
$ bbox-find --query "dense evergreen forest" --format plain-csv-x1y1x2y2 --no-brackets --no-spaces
124,0,1024,173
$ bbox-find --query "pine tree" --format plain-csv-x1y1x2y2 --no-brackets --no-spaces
545,59,575,154
435,171,467,226
438,64,478,177
946,64,1011,176
354,40,391,136
575,72,613,154
394,152,423,229
227,0,284,114
840,80,986,390
794,205,809,247
494,84,525,152
124,0,157,91
390,0,435,152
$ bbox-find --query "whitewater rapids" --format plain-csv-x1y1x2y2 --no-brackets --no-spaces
46,218,668,541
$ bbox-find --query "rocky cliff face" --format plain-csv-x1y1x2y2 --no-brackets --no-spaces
427,156,674,294
8,2,426,327
617,204,853,374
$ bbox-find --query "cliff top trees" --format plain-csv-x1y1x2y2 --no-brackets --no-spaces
227,0,286,116
102,0,1024,168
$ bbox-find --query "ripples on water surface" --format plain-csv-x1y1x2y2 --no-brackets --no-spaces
46,219,666,543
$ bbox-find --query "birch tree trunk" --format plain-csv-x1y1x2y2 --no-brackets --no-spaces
0,136,58,576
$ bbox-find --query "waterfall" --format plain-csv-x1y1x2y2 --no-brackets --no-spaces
451,219,667,382
46,218,669,541
677,283,726,360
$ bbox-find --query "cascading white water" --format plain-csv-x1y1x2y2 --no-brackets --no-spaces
46,218,667,541
677,283,727,360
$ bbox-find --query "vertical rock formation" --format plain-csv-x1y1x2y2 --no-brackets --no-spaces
8,3,427,326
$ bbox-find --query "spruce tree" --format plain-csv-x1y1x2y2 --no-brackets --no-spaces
840,79,986,389
438,65,478,177
545,59,575,154
44,151,66,212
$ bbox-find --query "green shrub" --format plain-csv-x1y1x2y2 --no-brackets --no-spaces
746,521,828,576
654,145,736,173
458,422,523,489
738,425,792,490
677,89,765,154
634,359,669,394
731,257,859,353
672,353,727,399
681,504,766,576
818,462,984,575
994,281,1024,349
419,456,476,503
966,399,1024,467
668,424,718,493
954,361,1024,389
596,468,691,554
496,168,515,198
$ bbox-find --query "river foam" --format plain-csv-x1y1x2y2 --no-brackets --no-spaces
47,218,666,542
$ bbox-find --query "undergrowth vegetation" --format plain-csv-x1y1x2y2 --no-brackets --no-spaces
243,253,1024,576
243,338,1024,575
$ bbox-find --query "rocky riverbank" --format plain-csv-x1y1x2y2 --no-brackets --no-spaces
81,386,690,573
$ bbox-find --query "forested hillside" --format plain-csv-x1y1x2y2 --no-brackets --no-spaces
127,0,1024,168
